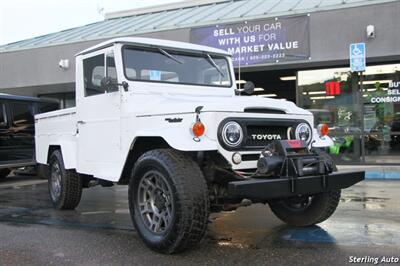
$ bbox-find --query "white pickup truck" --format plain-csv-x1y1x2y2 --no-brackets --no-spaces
35,37,364,254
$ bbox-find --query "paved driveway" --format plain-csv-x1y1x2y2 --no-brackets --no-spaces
0,175,399,265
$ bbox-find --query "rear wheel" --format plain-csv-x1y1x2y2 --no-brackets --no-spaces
48,150,82,210
0,169,10,179
269,190,341,226
129,149,209,254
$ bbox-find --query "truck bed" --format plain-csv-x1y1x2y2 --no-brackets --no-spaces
35,107,77,168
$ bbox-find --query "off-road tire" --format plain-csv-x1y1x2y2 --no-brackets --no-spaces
48,150,82,210
129,149,209,254
269,190,341,226
0,169,10,179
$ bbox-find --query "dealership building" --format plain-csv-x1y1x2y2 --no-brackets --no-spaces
0,0,399,165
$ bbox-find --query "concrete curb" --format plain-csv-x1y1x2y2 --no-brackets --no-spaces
365,171,400,180
337,165,400,180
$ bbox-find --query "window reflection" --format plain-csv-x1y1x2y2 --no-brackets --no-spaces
298,63,400,164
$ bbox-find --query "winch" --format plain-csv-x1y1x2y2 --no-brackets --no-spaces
257,140,336,177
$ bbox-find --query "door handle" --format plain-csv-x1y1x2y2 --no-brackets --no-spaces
77,120,86,125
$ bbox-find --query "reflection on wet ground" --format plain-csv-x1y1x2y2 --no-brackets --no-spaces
1,176,400,251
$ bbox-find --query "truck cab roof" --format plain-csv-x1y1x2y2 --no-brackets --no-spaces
76,37,231,56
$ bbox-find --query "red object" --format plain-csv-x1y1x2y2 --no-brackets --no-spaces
325,81,341,96
286,140,302,148
318,124,329,136
192,122,205,137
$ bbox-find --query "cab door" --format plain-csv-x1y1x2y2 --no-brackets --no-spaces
76,48,122,180
0,101,12,163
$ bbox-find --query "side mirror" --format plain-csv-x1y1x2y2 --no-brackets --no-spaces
243,81,255,95
100,77,118,92
100,77,129,92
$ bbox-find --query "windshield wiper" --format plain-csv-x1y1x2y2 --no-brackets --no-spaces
158,48,183,64
205,53,225,77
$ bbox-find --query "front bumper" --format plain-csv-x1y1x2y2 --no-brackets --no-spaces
228,171,365,201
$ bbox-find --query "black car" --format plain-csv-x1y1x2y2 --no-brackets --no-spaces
0,94,59,179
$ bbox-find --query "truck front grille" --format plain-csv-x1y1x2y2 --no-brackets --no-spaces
218,118,307,151
245,125,289,148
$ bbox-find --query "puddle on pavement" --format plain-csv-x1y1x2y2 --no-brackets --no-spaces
282,221,400,246
341,196,389,203
340,196,389,210
280,225,336,244
0,183,132,231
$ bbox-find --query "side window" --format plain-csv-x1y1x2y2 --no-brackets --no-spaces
83,54,105,97
10,102,34,129
105,52,119,92
106,52,117,81
0,103,7,127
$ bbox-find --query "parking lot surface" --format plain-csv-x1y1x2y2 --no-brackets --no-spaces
0,175,399,266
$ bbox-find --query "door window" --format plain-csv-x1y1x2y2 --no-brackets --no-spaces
0,103,7,127
105,52,118,92
106,52,117,80
83,54,105,97
10,102,34,129
83,52,119,97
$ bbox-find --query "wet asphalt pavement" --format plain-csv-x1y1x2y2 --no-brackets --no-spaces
0,175,399,266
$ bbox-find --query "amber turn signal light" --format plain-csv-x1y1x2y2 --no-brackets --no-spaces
318,123,329,136
192,122,205,137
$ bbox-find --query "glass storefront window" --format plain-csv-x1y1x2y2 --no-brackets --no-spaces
298,63,400,164
38,92,76,109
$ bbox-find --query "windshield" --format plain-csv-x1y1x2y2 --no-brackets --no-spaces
122,46,232,87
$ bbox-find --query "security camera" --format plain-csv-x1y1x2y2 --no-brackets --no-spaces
366,25,375,39
58,59,69,70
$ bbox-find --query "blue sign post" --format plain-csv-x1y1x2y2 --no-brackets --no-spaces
350,42,366,162
350,43,366,72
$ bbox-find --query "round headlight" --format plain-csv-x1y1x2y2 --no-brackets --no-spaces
222,121,243,147
295,123,312,143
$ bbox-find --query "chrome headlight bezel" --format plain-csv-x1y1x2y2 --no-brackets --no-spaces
295,122,312,144
221,121,243,148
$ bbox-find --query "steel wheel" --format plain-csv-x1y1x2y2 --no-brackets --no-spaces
50,161,62,202
129,149,209,253
137,170,174,234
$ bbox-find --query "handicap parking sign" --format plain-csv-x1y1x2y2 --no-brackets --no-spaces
350,43,366,72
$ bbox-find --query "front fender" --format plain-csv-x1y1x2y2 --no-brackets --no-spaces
128,112,219,151
132,128,218,151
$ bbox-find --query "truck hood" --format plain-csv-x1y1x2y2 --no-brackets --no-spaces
133,94,311,116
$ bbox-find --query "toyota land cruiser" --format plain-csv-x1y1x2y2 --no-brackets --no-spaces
35,37,364,254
